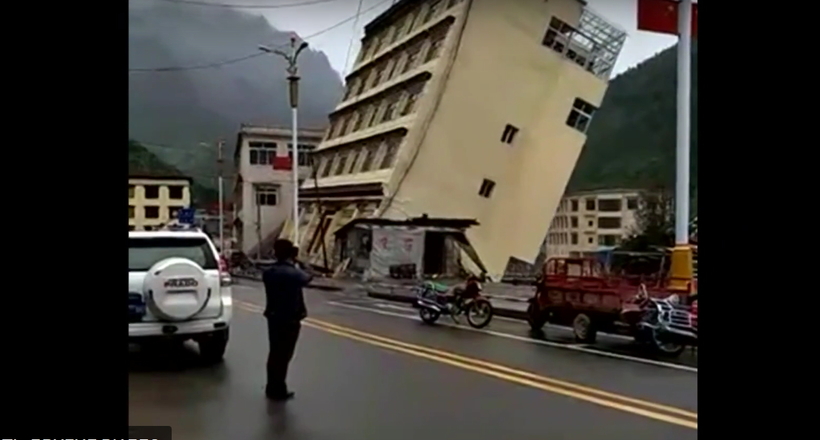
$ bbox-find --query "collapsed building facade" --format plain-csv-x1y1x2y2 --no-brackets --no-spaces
282,0,626,279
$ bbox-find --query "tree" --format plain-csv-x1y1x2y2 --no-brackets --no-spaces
621,188,674,251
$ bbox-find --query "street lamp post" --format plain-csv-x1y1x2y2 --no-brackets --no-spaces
260,37,309,248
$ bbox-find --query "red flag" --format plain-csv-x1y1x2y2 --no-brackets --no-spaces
637,0,698,37
272,155,293,170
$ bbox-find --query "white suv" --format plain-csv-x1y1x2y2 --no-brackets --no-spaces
128,227,232,362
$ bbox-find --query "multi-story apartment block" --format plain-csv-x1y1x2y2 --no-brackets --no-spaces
286,0,626,277
129,175,192,231
232,124,324,256
544,189,641,259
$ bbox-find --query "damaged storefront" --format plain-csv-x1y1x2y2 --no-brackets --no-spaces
333,216,486,280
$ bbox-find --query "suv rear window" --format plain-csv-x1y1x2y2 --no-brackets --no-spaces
129,237,218,271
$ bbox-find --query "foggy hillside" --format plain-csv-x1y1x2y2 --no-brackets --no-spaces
128,0,343,187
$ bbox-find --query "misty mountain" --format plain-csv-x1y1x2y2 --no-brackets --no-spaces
568,41,699,205
128,0,343,188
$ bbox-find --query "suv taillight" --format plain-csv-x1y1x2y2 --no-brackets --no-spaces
219,256,232,287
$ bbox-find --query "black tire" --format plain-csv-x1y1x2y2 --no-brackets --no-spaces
526,302,548,331
572,313,597,344
198,329,229,364
466,299,494,329
419,307,440,324
648,330,686,357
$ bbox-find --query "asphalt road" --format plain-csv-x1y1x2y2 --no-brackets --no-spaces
129,280,698,440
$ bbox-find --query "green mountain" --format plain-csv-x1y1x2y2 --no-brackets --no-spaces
568,41,698,209
129,139,216,207
128,0,343,189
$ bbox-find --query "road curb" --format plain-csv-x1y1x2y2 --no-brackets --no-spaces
366,292,528,320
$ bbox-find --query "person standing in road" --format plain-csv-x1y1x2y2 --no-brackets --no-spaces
262,239,313,401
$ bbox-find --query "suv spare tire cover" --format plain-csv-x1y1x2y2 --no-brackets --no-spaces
144,257,210,321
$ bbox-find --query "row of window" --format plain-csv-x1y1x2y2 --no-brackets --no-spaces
330,77,428,142
128,184,186,200
552,215,624,230
128,205,183,220
354,0,461,69
547,232,622,246
248,142,316,166
557,196,638,213
314,133,404,179
343,20,451,105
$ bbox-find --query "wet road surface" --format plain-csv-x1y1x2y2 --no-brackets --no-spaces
129,280,698,440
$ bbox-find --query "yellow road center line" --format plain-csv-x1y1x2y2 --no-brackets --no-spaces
234,300,697,429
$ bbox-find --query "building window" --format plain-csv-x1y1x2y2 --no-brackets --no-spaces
145,206,160,219
570,199,578,211
144,226,154,231
346,149,360,174
571,232,578,245
128,185,135,199
478,179,496,198
334,151,350,175
360,144,377,172
320,154,334,178
288,144,315,166
381,95,400,123
129,225,135,231
597,217,622,229
587,236,594,244
425,35,446,63
423,0,443,24
128,206,135,219
571,216,578,228
255,185,279,206
169,206,181,219
598,199,621,212
367,103,381,127
404,11,419,34
353,106,369,132
627,197,638,210
249,142,277,165
566,98,597,133
588,220,594,227
598,234,620,246
585,198,596,211
387,25,400,45
385,59,399,81
343,79,358,101
379,138,400,169
168,185,184,200
402,45,422,74
501,124,519,144
144,185,159,199
400,83,425,116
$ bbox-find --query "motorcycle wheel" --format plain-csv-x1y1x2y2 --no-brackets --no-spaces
419,307,440,324
466,299,494,329
649,330,686,357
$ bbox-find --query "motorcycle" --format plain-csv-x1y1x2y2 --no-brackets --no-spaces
623,285,698,356
415,278,494,329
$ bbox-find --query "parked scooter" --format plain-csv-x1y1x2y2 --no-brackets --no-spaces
415,276,494,329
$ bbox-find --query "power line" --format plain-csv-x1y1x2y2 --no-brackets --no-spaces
146,0,341,9
129,0,391,73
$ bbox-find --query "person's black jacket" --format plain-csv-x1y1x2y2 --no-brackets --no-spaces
262,260,313,323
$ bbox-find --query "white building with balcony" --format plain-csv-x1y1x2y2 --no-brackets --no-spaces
231,124,325,257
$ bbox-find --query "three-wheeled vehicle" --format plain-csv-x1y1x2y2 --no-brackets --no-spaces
526,251,697,357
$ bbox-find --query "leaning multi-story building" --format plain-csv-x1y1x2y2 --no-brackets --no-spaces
286,0,626,278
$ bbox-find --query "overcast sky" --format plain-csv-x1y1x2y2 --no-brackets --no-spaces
231,0,679,78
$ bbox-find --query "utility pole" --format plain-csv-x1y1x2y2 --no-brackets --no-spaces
670,0,694,291
256,199,262,261
259,36,309,249
217,139,225,256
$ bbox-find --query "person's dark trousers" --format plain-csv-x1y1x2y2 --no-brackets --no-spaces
265,318,301,399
